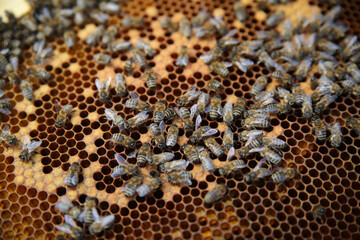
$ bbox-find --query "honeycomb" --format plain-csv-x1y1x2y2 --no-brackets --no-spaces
1,0,360,239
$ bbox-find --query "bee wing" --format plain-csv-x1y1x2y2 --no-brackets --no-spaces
196,146,205,152
253,157,267,172
78,211,85,222
129,91,139,100
104,109,116,121
184,179,192,186
1,124,10,135
305,33,317,48
26,140,42,153
22,135,30,149
174,107,182,118
106,77,112,90
204,105,211,113
55,196,72,212
100,215,115,228
195,115,202,130
128,149,139,158
159,121,166,133
190,104,197,119
115,153,128,165
115,73,125,85
249,146,266,154
202,129,218,137
218,106,223,115
300,57,313,69
222,61,233,68
332,122,341,132
92,208,100,222
226,147,235,161
64,214,78,228
71,175,79,186
55,224,72,235
54,99,62,113
95,78,102,90
135,111,149,124
260,98,279,107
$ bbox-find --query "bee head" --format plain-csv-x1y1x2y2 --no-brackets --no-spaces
244,172,256,184
19,154,25,161
9,137,18,145
150,170,160,177
181,144,188,152
167,175,172,182
218,168,225,176
345,117,352,124
134,166,140,174
189,136,197,144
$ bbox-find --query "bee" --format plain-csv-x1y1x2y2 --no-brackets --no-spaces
64,31,76,49
244,158,272,184
317,39,339,55
253,89,277,102
271,167,298,184
136,177,161,197
123,175,143,197
89,213,115,235
168,172,193,186
217,29,240,51
0,54,8,68
192,9,210,28
281,19,293,40
295,57,313,82
149,121,166,148
210,16,228,36
242,117,271,129
64,162,81,187
159,160,190,173
55,215,84,240
129,143,152,167
350,52,360,63
182,144,201,164
292,84,305,106
209,61,232,77
95,77,111,103
176,86,201,106
130,47,146,68
249,147,282,165
218,159,246,176
346,62,360,83
270,70,294,89
231,54,254,73
102,25,118,45
164,107,177,120
81,197,96,225
238,136,263,158
223,127,234,151
143,67,158,90
266,10,284,28
263,137,287,150
0,124,18,148
112,133,136,148
258,51,284,72
234,0,246,22
127,111,149,129
148,152,175,165
328,122,342,148
175,46,189,68
276,86,294,106
114,73,127,97
311,117,327,141
179,17,192,39
122,16,144,28
124,92,150,112
223,101,234,127
346,117,360,135
99,1,120,13
191,92,210,116
94,53,111,65
239,130,263,142
195,21,218,38
314,94,336,114
86,26,105,45
34,46,54,66
204,138,225,157
105,109,129,130
91,10,109,24
233,97,246,118
206,79,222,92
200,47,223,65
175,107,194,131
135,40,156,57
209,95,222,120
313,205,326,222
204,184,228,204
166,124,179,149
109,41,132,52
159,16,179,32
20,80,33,101
124,59,134,76
55,196,81,221
25,69,52,84
341,36,360,60
111,154,139,178
19,135,41,164
340,79,356,92
153,100,167,123
353,85,360,97
199,149,214,173
251,76,268,96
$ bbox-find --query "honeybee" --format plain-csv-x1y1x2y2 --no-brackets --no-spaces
233,97,246,118
244,158,272,184
55,196,81,221
206,79,222,92
111,154,139,178
251,75,268,96
123,175,143,197
159,16,179,32
122,16,144,28
135,40,156,57
175,45,189,68
231,54,254,73
262,137,287,150
25,69,52,84
109,41,132,52
175,107,194,131
223,127,234,151
179,17,192,39
128,143,152,167
234,1,246,22
195,20,218,38
223,101,234,127
314,94,336,114
19,135,41,164
149,121,166,148
89,213,115,235
114,73,127,97
329,122,342,148
159,159,190,173
346,62,360,83
218,159,246,176
182,144,201,164
317,39,339,55
81,197,96,225
143,67,158,90
346,117,360,135
192,9,210,28
99,1,120,13
124,59,134,76
112,134,136,148
0,124,19,148
238,136,263,158
34,46,53,65
124,92,150,112
313,205,326,222
164,107,177,120
95,77,111,103
0,54,8,68
258,51,284,72
271,167,298,184
292,84,305,106
311,117,327,141
204,138,225,157
20,80,33,101
276,86,294,105
153,100,167,123
105,109,129,130
55,215,84,240
209,61,232,77
242,117,271,129
191,92,210,116
166,124,179,149
64,162,81,187
64,31,76,49
176,86,201,106
168,172,193,186
270,70,294,88
136,177,161,197
352,84,360,97
91,10,109,24
281,19,293,40
253,89,277,102
217,29,240,51
249,147,282,165
149,152,175,165
210,15,228,36
102,25,118,45
266,10,284,28
127,111,149,129
130,47,146,68
239,130,263,142
209,95,222,120
198,149,214,173
200,47,223,65
94,53,111,65
204,184,228,204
